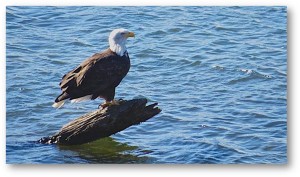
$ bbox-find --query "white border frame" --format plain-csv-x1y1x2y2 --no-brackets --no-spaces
1,1,297,177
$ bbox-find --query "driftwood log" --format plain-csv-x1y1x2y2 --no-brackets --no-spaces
38,98,161,145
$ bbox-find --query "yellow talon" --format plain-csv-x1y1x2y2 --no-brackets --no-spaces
100,100,120,108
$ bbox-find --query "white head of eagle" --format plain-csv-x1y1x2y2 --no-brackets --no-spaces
52,28,135,109
109,28,135,56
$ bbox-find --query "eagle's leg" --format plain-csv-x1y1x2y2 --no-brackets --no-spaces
99,99,120,109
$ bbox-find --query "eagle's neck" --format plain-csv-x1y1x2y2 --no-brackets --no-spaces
109,40,127,57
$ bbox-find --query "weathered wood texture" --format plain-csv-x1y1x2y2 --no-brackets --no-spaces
38,99,161,145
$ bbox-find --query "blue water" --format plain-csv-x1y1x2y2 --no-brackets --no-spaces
6,6,287,164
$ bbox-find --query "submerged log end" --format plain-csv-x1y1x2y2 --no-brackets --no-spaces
39,98,161,145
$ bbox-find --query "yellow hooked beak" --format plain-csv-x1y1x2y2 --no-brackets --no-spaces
126,32,135,38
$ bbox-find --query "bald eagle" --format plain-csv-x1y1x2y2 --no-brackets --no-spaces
52,28,135,108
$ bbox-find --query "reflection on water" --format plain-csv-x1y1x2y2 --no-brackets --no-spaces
58,137,152,164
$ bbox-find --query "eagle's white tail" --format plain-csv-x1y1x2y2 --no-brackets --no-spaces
70,95,93,103
52,100,65,109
